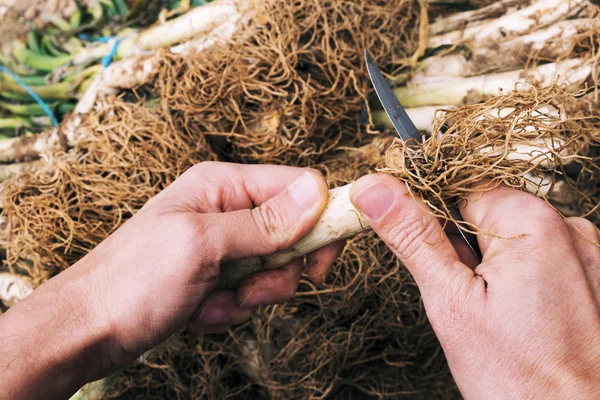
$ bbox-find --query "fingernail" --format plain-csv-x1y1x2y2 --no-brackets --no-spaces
288,172,320,209
352,180,395,220
240,290,270,308
198,307,227,325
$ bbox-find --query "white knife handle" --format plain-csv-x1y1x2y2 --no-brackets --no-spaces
217,184,369,289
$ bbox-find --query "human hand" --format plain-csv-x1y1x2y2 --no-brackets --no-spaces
0,162,344,399
86,162,344,353
350,174,600,399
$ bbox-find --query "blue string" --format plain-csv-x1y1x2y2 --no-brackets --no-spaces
0,66,59,126
0,36,120,128
101,38,122,69
79,35,122,68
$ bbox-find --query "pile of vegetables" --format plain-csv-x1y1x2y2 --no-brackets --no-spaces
386,0,598,122
0,0,598,398
0,0,219,137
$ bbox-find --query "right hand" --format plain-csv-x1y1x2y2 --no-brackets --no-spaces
350,174,600,399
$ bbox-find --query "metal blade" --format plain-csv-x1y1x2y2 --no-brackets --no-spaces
364,49,422,144
364,49,482,262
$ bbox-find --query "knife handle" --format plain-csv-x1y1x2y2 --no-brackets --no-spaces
217,184,369,289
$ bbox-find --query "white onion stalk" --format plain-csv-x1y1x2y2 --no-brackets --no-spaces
0,162,35,181
0,273,33,307
376,104,575,168
395,58,591,107
428,0,589,49
524,172,578,204
373,105,453,132
217,138,577,288
479,138,574,169
429,0,531,37
420,19,600,77
76,0,256,114
0,116,86,163
71,0,254,65
218,184,367,288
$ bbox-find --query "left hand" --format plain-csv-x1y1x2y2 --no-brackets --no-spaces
85,162,343,356
0,162,343,399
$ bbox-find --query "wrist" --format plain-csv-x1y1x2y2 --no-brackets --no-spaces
0,260,115,399
518,355,600,400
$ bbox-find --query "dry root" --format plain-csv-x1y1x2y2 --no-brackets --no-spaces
1,100,216,284
383,86,600,227
155,0,422,166
99,138,458,399
2,1,599,399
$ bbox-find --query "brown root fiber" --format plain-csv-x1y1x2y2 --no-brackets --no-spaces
155,0,422,166
99,139,458,399
1,100,216,285
2,0,599,399
383,86,600,226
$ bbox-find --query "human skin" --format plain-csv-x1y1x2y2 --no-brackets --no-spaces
1,162,599,399
0,163,344,400
350,174,600,399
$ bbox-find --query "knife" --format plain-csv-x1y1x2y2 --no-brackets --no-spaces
364,49,482,262
216,51,482,289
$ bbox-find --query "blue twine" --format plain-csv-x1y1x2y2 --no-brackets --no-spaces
101,38,122,69
0,36,121,128
78,34,122,68
0,66,59,126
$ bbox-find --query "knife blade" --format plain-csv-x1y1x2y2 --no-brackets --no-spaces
365,49,482,262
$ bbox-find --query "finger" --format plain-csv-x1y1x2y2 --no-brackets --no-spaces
460,182,571,257
206,169,329,260
236,259,304,308
566,217,600,300
162,162,318,213
188,290,254,333
349,173,472,297
305,240,346,284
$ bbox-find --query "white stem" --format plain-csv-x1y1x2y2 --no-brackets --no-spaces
429,0,530,36
524,172,577,203
374,105,454,132
0,116,85,163
217,184,368,289
218,144,580,288
421,19,600,77
72,0,251,65
428,0,589,48
75,0,255,115
451,104,575,168
396,59,590,107
0,273,33,307
379,104,575,168
479,138,573,168
0,161,35,181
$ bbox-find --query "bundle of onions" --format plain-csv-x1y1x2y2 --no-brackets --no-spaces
387,0,598,113
0,0,257,171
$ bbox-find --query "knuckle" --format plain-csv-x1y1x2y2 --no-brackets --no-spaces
190,161,219,176
384,209,439,260
191,222,224,283
568,217,599,236
529,202,564,232
252,202,291,251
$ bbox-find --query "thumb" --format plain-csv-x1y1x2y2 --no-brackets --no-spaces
349,174,471,295
206,170,329,260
